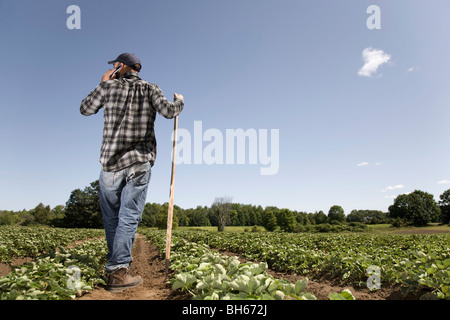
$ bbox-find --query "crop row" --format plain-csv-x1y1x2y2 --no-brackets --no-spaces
140,229,355,300
0,238,107,300
168,230,450,299
0,226,105,263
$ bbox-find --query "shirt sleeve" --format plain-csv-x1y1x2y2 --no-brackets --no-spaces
150,84,184,119
80,83,106,116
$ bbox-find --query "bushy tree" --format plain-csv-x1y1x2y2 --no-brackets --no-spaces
328,205,345,224
262,209,278,231
0,210,21,225
438,189,450,224
310,211,327,224
389,190,441,226
155,202,179,230
277,209,297,232
63,180,102,228
29,203,51,225
186,206,211,226
141,202,161,227
347,209,387,224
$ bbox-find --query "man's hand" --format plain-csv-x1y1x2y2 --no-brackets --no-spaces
101,69,115,82
174,93,184,102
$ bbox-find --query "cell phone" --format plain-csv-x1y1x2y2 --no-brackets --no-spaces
110,64,122,78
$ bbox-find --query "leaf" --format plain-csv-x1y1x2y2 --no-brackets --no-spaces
328,292,347,300
273,290,285,300
268,280,280,292
294,278,308,295
214,264,226,275
299,292,317,300
329,289,355,300
340,289,356,300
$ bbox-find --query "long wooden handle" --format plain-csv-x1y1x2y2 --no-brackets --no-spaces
165,115,178,280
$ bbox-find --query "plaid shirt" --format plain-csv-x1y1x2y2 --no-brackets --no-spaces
80,72,184,172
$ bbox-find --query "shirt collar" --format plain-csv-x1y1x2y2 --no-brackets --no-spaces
120,72,141,80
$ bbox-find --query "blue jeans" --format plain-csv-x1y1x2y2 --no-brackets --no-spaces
99,161,151,273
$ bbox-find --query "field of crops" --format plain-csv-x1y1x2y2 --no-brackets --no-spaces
0,226,106,300
0,225,449,300
143,229,450,300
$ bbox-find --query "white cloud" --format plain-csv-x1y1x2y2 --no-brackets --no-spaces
407,66,420,73
438,179,450,185
375,162,382,166
381,184,404,192
357,162,369,167
358,47,391,77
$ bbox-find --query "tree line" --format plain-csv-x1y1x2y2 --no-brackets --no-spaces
1,180,449,232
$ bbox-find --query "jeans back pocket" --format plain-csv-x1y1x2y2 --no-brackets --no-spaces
127,162,151,186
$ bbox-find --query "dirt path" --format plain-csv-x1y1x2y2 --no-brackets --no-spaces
78,234,179,300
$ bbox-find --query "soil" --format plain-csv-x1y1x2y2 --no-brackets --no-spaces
78,234,187,300
0,257,33,278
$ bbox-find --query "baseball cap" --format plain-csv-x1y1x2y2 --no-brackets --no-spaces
108,53,141,71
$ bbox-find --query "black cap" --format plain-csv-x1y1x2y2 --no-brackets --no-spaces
108,53,141,71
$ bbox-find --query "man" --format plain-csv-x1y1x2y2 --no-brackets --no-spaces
80,53,184,292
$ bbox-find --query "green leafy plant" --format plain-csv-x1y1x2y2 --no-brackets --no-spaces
0,236,107,300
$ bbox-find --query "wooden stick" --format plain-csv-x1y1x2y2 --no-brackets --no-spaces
165,115,178,281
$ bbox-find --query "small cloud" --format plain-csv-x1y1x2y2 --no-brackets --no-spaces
357,162,369,167
438,179,450,185
407,66,420,73
384,191,410,199
381,184,404,192
358,47,392,78
375,162,382,166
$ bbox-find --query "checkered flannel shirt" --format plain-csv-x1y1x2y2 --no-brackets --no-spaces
80,72,184,172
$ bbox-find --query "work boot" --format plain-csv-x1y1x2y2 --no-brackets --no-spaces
106,267,143,293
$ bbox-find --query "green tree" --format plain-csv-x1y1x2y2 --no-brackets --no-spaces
311,211,327,224
328,205,345,224
155,202,179,230
49,205,66,227
347,210,387,224
262,209,277,231
187,206,210,226
0,210,21,225
347,210,365,223
29,203,51,225
229,210,239,226
294,211,310,225
438,189,450,224
389,190,441,226
63,180,102,228
277,209,297,232
141,202,161,227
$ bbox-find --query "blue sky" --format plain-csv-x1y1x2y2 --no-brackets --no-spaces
0,0,449,215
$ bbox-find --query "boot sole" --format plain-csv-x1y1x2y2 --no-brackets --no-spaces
106,277,143,293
